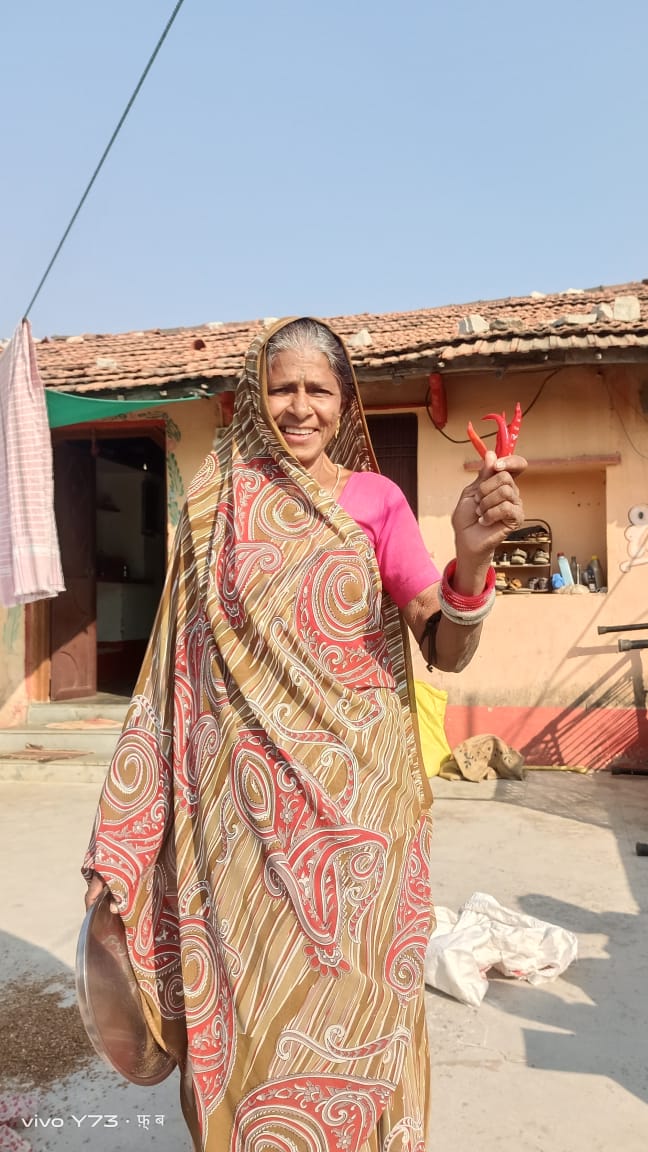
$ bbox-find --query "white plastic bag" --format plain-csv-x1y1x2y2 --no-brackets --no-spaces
424,892,578,1007
423,905,490,1007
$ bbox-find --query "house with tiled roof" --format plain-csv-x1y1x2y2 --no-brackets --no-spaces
2,279,648,771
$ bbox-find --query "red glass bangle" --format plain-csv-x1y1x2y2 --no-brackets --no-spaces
441,559,496,611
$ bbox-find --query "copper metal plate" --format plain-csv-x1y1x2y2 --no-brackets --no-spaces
75,886,176,1085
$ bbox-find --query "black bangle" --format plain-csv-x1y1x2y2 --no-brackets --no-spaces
421,610,442,671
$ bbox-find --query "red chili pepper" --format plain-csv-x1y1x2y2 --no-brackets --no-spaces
507,401,523,451
466,420,488,459
467,404,523,459
483,412,510,457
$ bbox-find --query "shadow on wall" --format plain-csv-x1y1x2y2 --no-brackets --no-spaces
505,571,648,768
521,653,648,769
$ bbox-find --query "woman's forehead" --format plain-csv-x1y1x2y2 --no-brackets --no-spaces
267,347,341,384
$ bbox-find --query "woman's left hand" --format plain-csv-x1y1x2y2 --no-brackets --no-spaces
452,450,527,561
84,871,119,913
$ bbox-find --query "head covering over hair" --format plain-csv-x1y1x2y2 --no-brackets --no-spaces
84,318,433,1151
238,314,377,483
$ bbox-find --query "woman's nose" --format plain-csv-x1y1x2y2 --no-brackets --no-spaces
291,390,311,418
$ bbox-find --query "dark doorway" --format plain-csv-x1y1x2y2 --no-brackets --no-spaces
51,432,166,700
50,442,97,700
365,413,419,514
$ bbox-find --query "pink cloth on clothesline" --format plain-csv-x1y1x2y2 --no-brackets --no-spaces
0,319,64,607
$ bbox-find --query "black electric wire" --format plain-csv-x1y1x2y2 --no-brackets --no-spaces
425,365,564,447
22,0,188,322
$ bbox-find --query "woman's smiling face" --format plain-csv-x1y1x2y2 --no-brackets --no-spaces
266,348,343,474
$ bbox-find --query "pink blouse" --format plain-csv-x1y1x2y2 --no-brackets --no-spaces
338,472,441,609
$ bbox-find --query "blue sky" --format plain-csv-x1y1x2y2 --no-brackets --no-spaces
2,0,646,338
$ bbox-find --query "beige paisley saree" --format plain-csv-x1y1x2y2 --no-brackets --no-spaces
84,319,434,1151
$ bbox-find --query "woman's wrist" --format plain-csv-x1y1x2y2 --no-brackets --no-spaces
438,559,496,626
449,554,495,598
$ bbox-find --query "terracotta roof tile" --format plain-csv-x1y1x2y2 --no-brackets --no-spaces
23,279,648,395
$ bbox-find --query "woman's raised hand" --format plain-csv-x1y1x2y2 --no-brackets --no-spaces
452,449,527,565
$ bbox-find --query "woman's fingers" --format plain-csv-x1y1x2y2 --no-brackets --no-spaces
479,499,524,532
84,872,119,913
452,452,526,545
476,471,524,530
493,452,528,478
84,874,105,910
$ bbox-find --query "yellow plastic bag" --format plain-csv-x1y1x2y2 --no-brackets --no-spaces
414,680,452,777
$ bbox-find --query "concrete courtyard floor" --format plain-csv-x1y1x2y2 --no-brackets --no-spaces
0,769,646,1151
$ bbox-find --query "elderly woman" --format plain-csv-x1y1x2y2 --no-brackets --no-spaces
83,317,525,1151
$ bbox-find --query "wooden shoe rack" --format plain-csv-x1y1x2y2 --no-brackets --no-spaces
494,519,552,593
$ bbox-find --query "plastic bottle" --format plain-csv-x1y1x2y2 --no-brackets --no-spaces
589,555,604,591
557,552,574,586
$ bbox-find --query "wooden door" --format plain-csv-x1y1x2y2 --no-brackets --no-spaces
366,414,419,514
50,441,97,699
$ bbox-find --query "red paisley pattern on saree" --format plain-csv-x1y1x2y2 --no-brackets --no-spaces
181,914,239,1108
384,813,433,1002
231,1075,393,1152
229,729,389,976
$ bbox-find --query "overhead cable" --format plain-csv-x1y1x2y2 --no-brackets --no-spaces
23,0,188,322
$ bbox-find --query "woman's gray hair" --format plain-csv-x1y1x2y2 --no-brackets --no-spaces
266,319,354,401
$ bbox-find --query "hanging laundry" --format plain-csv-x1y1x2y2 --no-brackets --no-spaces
0,319,65,606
